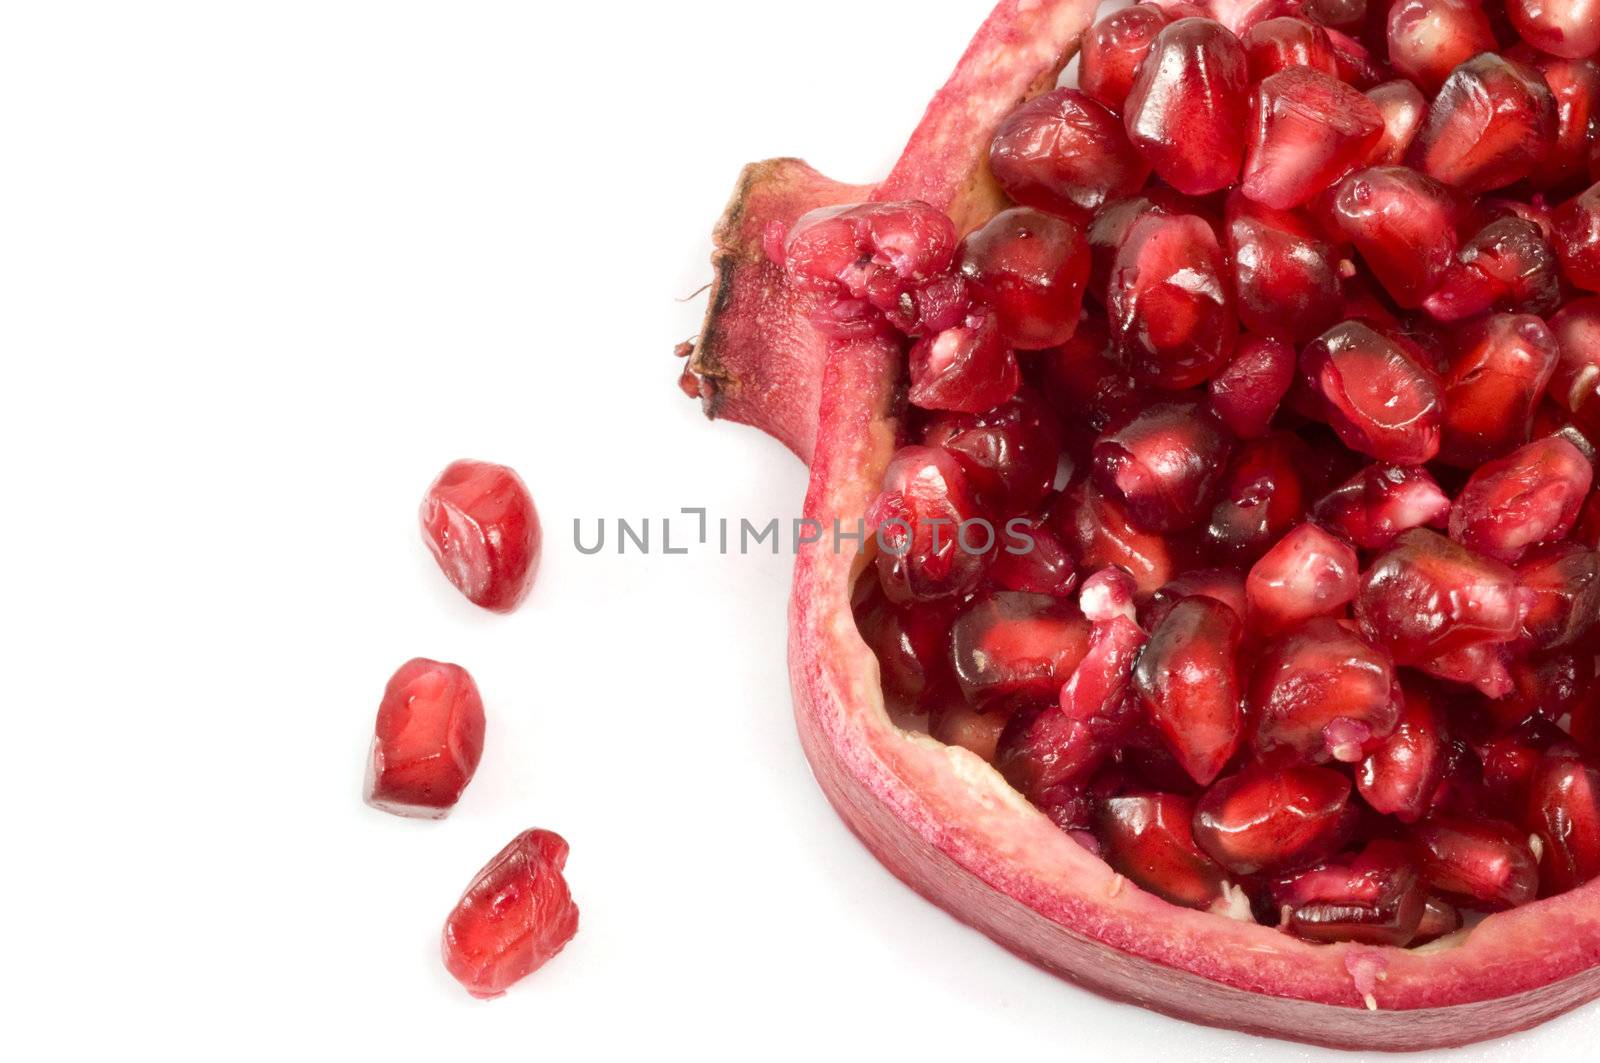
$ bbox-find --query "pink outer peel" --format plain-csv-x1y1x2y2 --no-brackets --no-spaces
680,1,1600,1048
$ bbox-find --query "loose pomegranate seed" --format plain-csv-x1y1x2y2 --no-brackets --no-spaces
1050,482,1179,599
1413,815,1540,909
1124,18,1251,195
1517,543,1600,651
907,310,1019,414
1300,320,1443,464
1329,166,1459,308
1206,431,1313,562
989,518,1079,598
1135,597,1244,785
1449,436,1593,563
441,829,579,999
1193,765,1355,875
1242,68,1384,210
365,657,486,819
1414,894,1464,942
852,579,958,713
949,591,1092,710
1508,0,1600,62
1386,0,1499,95
1225,193,1344,342
1518,52,1600,194
1437,313,1562,466
1424,218,1562,325
1270,840,1427,946
1363,80,1429,167
1245,522,1360,633
781,200,959,339
1108,211,1238,390
1142,567,1248,631
958,207,1088,350
1250,618,1400,763
1552,182,1600,293
868,446,993,604
1096,794,1236,911
420,459,542,614
921,390,1062,520
989,88,1151,219
1358,679,1449,822
1524,752,1600,894
1092,400,1234,533
1244,17,1339,80
1208,333,1296,439
1408,53,1557,195
1312,462,1452,549
1080,4,1173,114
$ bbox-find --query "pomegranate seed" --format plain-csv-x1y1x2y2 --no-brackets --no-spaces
1517,543,1600,651
1364,80,1429,166
1209,333,1296,439
1135,597,1244,785
1519,52,1600,194
1427,641,1518,699
441,829,579,999
868,445,992,604
1386,0,1499,95
885,272,973,338
989,88,1151,219
782,200,958,339
1300,320,1443,464
921,389,1062,519
1142,568,1248,631
1357,529,1523,668
1414,894,1464,942
989,518,1079,598
1312,462,1452,549
364,658,486,819
1225,193,1344,342
853,579,958,713
1194,765,1355,875
1092,400,1234,533
1524,752,1600,894
1080,4,1173,114
1124,18,1251,195
1096,794,1235,911
1036,316,1147,435
1245,523,1360,632
1050,483,1178,599
959,207,1088,350
1413,815,1540,909
1329,166,1459,308
1242,69,1384,210
1270,840,1427,946
1358,679,1448,822
1250,617,1400,763
1477,716,1568,809
1408,53,1557,194
1080,566,1140,624
1552,182,1600,293
929,703,1008,763
1206,431,1313,563
1550,298,1600,438
950,591,1092,710
1508,0,1600,61
1437,313,1562,466
420,459,542,614
1243,17,1339,80
1424,218,1562,324
907,310,1020,414
1326,26,1384,88
1449,437,1593,563
1431,736,1493,817
1060,614,1150,724
1108,211,1238,390
1488,654,1595,733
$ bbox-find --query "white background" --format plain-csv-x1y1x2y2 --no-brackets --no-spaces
2,1,1594,1059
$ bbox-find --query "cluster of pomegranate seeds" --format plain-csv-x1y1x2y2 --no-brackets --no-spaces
822,2,1600,948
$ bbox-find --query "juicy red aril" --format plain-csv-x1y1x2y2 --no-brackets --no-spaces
1208,333,1295,439
1135,597,1244,785
868,445,991,604
950,591,1091,710
1509,0,1600,61
1358,679,1448,823
1241,68,1384,210
1553,182,1600,293
1206,431,1313,563
1270,840,1426,946
1193,765,1355,875
1080,3,1173,114
1357,528,1523,669
929,703,1007,763
1107,211,1237,389
1449,436,1593,563
1413,815,1540,909
365,657,486,819
1079,566,1140,623
988,519,1078,598
1490,654,1595,734
1312,462,1452,549
1519,53,1600,194
1517,543,1600,651
1524,752,1600,894
442,829,579,999
1060,614,1149,725
1245,522,1359,633
421,459,542,614
907,310,1019,414
921,388,1061,518
1050,482,1178,600
852,579,957,713
1364,80,1429,167
1092,400,1234,533
958,207,1088,350
1300,320,1443,464
1124,18,1251,195
1243,17,1338,81
1477,715,1567,806
1036,316,1146,434
1424,218,1561,325
1096,794,1235,911
1550,297,1600,437
1386,0,1499,96
1329,167,1459,308
1225,191,1344,343
1408,53,1557,195
989,88,1151,219
1142,567,1247,631
1250,617,1400,763
1437,313,1561,466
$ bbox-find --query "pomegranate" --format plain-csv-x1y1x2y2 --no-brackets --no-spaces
1386,0,1499,95
364,657,485,819
679,0,1600,1047
1553,182,1600,293
420,459,541,613
441,829,579,999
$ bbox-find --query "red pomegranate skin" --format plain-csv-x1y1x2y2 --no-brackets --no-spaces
441,829,579,999
420,459,541,613
365,658,486,820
